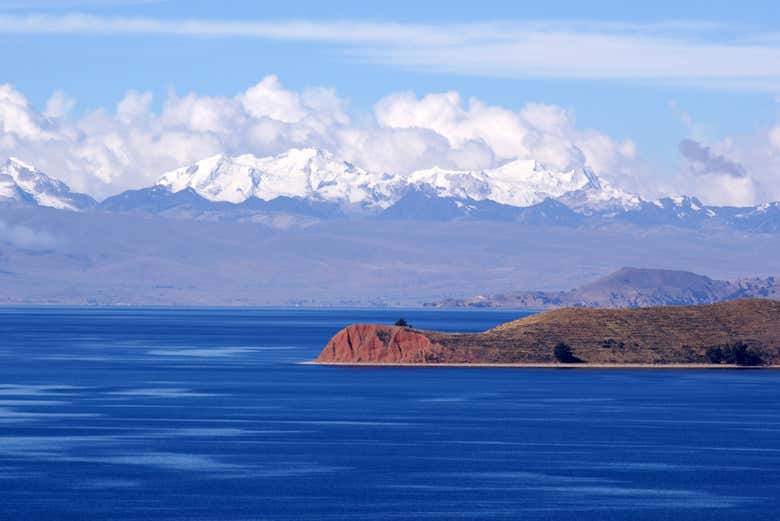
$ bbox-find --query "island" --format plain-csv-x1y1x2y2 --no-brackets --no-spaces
313,298,780,367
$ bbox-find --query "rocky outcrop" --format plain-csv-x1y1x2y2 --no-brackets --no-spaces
315,324,448,364
315,299,780,365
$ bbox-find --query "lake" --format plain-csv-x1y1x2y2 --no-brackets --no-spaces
0,307,778,520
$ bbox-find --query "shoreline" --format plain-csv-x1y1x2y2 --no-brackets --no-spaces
303,361,780,369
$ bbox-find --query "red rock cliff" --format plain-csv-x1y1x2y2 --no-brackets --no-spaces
315,324,446,364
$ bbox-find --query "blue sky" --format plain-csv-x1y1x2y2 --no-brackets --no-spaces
2,0,780,204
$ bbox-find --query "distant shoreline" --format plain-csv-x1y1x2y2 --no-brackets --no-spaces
304,361,780,369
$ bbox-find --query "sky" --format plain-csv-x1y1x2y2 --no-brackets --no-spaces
2,0,780,205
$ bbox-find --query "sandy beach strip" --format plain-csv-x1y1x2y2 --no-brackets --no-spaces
302,361,780,369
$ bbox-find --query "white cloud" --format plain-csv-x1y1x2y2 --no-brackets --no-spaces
674,131,780,206
116,90,152,124
15,74,780,207
335,125,459,175
0,84,48,140
2,15,780,89
374,91,639,178
678,170,760,207
376,92,530,161
769,125,780,151
240,75,307,123
44,90,76,119
162,92,247,134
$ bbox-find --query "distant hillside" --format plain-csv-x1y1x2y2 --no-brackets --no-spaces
316,299,780,365
426,267,779,309
2,204,780,306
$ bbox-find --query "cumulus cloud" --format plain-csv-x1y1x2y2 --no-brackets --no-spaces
3,74,779,206
375,91,637,178
116,90,152,124
0,84,48,140
0,76,643,200
240,75,307,122
44,90,76,119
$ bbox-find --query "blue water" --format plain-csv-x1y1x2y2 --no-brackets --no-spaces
0,307,779,520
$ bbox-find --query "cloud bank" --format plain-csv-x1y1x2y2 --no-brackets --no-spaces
1,74,779,206
0,76,640,200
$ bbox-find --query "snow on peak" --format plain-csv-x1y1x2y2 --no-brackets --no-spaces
407,159,635,210
755,202,780,214
407,166,492,201
656,195,707,211
157,148,401,207
7,156,37,171
157,148,642,212
0,158,94,211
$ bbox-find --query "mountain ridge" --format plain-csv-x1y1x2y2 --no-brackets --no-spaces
0,158,95,211
154,148,639,213
4,151,780,233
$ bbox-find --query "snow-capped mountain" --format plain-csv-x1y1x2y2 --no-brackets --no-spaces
0,158,95,211
155,147,638,213
157,148,402,209
6,150,780,234
406,159,637,211
378,186,585,225
726,202,780,233
618,195,719,227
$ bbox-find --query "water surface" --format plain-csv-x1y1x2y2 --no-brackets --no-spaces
0,307,778,520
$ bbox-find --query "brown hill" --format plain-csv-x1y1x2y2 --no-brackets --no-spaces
315,298,780,366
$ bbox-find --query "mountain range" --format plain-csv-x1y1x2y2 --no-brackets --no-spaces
3,149,780,233
426,267,780,309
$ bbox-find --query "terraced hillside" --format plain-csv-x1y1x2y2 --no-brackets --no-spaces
315,299,780,365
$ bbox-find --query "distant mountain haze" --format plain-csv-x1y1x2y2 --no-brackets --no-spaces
2,153,780,306
0,204,777,306
427,267,779,309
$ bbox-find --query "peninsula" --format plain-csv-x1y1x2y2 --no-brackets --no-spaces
313,299,780,366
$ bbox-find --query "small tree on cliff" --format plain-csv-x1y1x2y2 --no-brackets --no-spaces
554,342,583,363
395,318,411,328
